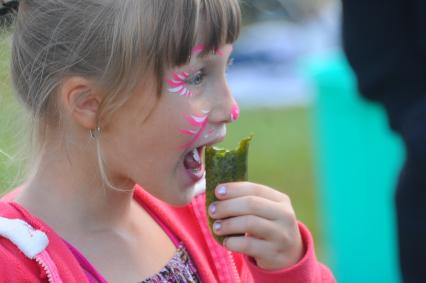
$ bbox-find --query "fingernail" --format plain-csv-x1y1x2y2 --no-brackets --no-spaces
209,203,216,215
213,222,221,233
217,185,227,196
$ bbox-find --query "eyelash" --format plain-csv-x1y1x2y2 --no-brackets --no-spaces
185,58,234,83
185,70,206,86
182,57,235,87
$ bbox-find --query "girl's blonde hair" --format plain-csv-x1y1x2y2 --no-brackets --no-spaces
6,0,241,190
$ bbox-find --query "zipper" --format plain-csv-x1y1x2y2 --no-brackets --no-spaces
35,250,64,283
8,203,63,282
227,250,241,283
35,254,54,283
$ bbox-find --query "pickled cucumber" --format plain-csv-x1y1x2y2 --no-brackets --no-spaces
205,135,253,244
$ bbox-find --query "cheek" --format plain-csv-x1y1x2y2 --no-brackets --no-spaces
179,109,210,150
152,96,196,149
158,94,209,150
165,71,193,97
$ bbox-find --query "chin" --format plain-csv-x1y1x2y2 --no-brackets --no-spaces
167,186,197,207
142,183,196,207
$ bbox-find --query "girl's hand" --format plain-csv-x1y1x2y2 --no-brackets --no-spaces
208,182,304,270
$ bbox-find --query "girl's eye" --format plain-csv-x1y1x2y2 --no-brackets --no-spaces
185,70,205,86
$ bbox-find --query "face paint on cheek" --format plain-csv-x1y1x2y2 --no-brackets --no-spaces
231,102,240,122
178,110,210,150
166,71,193,97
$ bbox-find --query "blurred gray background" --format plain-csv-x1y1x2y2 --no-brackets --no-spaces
229,0,340,107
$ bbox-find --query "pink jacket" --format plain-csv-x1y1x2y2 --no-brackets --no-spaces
0,185,335,282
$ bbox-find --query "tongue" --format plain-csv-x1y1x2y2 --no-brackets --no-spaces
184,149,201,170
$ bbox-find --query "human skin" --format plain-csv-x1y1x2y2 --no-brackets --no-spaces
11,44,235,281
13,44,237,237
15,43,303,271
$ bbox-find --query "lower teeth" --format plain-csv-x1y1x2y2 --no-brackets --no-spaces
191,168,203,176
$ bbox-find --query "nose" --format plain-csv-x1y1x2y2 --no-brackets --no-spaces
208,79,240,125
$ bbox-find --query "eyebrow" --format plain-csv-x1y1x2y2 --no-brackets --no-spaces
187,45,233,69
191,44,233,58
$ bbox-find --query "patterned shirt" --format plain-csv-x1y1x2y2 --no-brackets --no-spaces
139,242,201,283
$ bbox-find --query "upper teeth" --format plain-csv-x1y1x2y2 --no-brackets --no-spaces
192,148,201,163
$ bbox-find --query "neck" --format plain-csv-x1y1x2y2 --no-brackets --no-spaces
14,143,136,233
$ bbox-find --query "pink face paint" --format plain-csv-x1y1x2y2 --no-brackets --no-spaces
185,113,207,127
214,48,224,56
166,71,193,97
231,103,240,122
180,129,198,136
179,111,210,150
192,44,224,57
192,44,205,55
166,45,228,98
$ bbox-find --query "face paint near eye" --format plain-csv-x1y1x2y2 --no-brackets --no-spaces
166,72,193,97
192,44,224,57
213,49,224,56
167,44,228,98
192,44,205,55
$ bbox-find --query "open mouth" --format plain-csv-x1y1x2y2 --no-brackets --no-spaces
181,131,226,183
183,146,205,181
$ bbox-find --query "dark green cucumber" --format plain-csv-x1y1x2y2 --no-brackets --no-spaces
205,135,253,244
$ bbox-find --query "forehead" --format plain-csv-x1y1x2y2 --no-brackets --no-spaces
191,43,233,59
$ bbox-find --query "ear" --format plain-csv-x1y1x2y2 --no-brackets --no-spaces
60,77,102,130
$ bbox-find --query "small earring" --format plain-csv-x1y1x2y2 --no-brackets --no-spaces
90,126,101,139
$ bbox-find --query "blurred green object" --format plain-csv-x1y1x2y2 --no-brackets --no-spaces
306,53,404,283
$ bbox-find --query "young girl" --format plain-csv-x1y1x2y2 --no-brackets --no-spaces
0,1,335,282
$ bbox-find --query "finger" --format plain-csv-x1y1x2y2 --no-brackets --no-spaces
212,215,279,240
215,182,290,203
209,195,289,221
223,235,275,261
